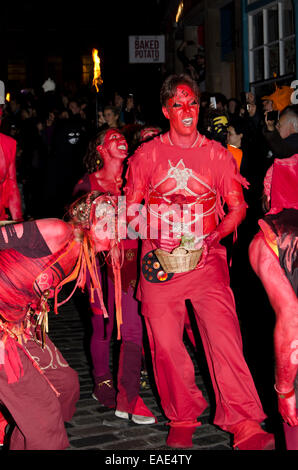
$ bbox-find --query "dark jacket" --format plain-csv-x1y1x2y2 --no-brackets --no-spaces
263,128,298,159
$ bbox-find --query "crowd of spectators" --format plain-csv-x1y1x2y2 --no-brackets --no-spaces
0,80,148,219
0,75,297,225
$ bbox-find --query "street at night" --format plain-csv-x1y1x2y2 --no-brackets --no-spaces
0,0,297,456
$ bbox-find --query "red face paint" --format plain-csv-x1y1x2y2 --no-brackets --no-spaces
165,85,199,137
103,129,128,160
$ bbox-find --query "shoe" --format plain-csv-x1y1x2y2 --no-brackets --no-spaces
231,420,275,450
234,432,275,450
166,422,199,449
92,374,116,408
0,413,8,447
115,409,156,424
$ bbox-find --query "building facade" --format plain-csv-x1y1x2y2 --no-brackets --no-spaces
166,0,297,99
242,0,297,96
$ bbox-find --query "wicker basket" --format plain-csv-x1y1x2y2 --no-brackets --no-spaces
154,247,203,273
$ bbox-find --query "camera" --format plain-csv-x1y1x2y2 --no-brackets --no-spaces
267,111,279,122
240,91,247,106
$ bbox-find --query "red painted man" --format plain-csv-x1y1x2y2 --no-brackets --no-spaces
124,74,275,450
0,192,122,449
0,107,23,222
249,153,298,449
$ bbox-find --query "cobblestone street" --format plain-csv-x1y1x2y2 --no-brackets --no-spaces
47,286,232,453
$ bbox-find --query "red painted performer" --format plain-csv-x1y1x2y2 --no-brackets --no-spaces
73,128,155,423
249,153,298,450
0,107,23,222
124,73,275,449
0,191,123,449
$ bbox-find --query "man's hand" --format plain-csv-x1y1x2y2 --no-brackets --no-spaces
154,236,181,253
278,394,298,427
196,231,220,269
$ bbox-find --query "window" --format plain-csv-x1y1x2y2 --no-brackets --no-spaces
82,55,94,86
248,0,295,84
7,60,26,82
46,57,63,83
220,2,234,61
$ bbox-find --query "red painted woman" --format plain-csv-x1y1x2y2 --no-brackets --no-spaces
73,128,155,424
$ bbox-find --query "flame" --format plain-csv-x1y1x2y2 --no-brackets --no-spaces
6,93,10,102
175,1,184,23
92,48,103,92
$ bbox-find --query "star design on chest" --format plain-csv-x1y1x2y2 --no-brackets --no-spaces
167,159,193,190
154,159,215,198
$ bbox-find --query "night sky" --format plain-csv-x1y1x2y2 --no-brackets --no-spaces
1,0,173,121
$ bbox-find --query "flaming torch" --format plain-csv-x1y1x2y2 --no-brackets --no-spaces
175,1,184,24
92,48,103,127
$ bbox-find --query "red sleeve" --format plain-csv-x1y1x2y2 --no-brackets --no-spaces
263,164,273,203
2,137,23,221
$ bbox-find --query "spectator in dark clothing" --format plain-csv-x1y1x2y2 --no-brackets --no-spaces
31,110,58,218
227,98,241,121
263,105,298,159
44,112,88,218
17,104,40,218
198,92,210,133
204,107,229,147
238,96,271,217
213,93,228,113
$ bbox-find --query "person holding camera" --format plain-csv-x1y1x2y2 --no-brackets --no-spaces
263,105,298,159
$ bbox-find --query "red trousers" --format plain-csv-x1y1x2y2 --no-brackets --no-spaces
142,243,267,431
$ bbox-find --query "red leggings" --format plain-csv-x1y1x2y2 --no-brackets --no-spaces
142,243,266,430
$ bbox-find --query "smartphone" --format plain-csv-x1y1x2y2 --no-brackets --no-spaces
267,111,279,122
210,96,216,109
240,91,248,106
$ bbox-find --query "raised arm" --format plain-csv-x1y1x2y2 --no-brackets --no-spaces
3,138,23,221
213,178,247,242
197,146,248,264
